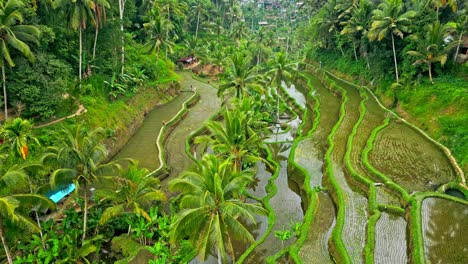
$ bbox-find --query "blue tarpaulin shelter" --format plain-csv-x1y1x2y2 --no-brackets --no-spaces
47,183,76,203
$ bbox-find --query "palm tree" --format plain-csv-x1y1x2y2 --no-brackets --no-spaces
266,52,297,123
92,0,110,60
218,52,262,99
0,0,40,120
432,0,457,20
315,0,341,49
448,10,467,62
406,21,458,83
0,165,54,264
156,0,187,37
41,124,118,242
340,0,373,61
191,0,210,40
195,108,263,172
184,35,199,61
368,0,416,83
209,17,224,39
97,163,166,226
230,21,249,43
0,118,38,160
54,0,95,84
169,154,267,263
118,0,125,74
208,47,225,73
144,8,175,62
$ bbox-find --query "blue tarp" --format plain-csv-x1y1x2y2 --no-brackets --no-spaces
47,183,76,203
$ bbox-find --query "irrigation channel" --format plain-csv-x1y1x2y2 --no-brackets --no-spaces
113,69,468,263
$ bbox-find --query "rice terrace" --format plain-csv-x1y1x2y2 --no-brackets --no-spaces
1,0,467,263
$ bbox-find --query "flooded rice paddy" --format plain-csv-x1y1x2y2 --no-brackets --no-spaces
114,70,467,263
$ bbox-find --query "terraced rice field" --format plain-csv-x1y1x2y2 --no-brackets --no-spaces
234,69,467,263
124,70,467,263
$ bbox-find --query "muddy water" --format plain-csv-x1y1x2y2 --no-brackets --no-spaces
164,72,221,183
246,147,304,263
295,137,323,187
422,198,468,264
299,192,335,263
112,92,193,170
244,83,308,262
374,213,407,263
291,74,340,262
370,121,456,191
328,78,368,263
282,82,306,108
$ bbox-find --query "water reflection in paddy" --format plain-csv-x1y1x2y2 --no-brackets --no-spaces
422,198,468,264
112,92,193,170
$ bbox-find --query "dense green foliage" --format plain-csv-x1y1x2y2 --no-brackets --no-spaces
1,0,467,263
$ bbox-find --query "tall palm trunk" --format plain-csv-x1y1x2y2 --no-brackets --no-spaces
0,220,13,264
93,25,99,60
353,42,358,61
391,33,399,83
119,0,125,75
217,247,222,264
453,32,463,62
428,62,433,83
79,26,83,84
156,46,160,63
195,11,200,40
34,211,46,250
276,86,280,123
2,65,7,120
82,184,88,242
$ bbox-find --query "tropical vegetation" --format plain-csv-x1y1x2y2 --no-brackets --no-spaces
0,0,467,263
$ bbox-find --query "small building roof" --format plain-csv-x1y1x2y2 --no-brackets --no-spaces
177,57,194,63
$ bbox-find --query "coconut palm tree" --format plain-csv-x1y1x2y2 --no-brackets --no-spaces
54,0,96,84
448,9,467,62
92,0,110,60
315,0,342,49
195,108,263,172
209,17,224,39
368,0,416,83
340,0,373,61
41,124,119,242
0,0,40,120
169,154,267,263
218,52,262,99
266,52,297,123
230,21,249,43
155,0,187,38
97,163,166,226
0,118,38,160
184,35,199,60
191,0,210,40
0,165,54,264
406,21,458,83
144,8,175,62
432,0,457,20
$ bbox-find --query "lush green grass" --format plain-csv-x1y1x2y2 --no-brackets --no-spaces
398,77,468,172
79,86,171,131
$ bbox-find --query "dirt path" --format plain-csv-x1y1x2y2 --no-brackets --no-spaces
34,96,87,129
